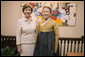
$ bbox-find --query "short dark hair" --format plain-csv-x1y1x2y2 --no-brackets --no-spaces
22,4,33,13
43,6,52,13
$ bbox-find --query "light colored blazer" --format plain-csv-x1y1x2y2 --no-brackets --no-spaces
16,17,36,45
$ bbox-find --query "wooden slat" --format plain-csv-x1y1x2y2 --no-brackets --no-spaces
68,40,71,53
67,53,84,56
72,41,75,53
1,36,16,38
59,37,83,40
59,40,61,56
65,40,68,56
61,40,64,56
75,41,78,52
82,41,84,53
79,41,82,53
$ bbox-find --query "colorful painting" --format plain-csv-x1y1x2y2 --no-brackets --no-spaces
21,2,76,26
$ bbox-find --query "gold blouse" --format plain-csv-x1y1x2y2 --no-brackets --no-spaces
35,17,59,53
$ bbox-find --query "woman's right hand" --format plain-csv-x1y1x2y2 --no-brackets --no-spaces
17,44,22,53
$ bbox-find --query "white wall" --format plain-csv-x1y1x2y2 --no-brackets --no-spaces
1,1,84,38
1,1,20,36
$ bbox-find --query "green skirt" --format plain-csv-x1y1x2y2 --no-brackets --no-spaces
34,31,58,56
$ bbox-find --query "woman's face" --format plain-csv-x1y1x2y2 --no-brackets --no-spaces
42,8,51,19
24,7,32,17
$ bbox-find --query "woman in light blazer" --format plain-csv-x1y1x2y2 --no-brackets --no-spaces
16,4,36,56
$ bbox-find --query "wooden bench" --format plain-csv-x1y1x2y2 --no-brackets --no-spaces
66,53,84,56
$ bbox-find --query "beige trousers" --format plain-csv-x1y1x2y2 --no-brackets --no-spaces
20,43,35,56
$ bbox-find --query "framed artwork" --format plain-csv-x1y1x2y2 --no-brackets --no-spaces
21,2,77,26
